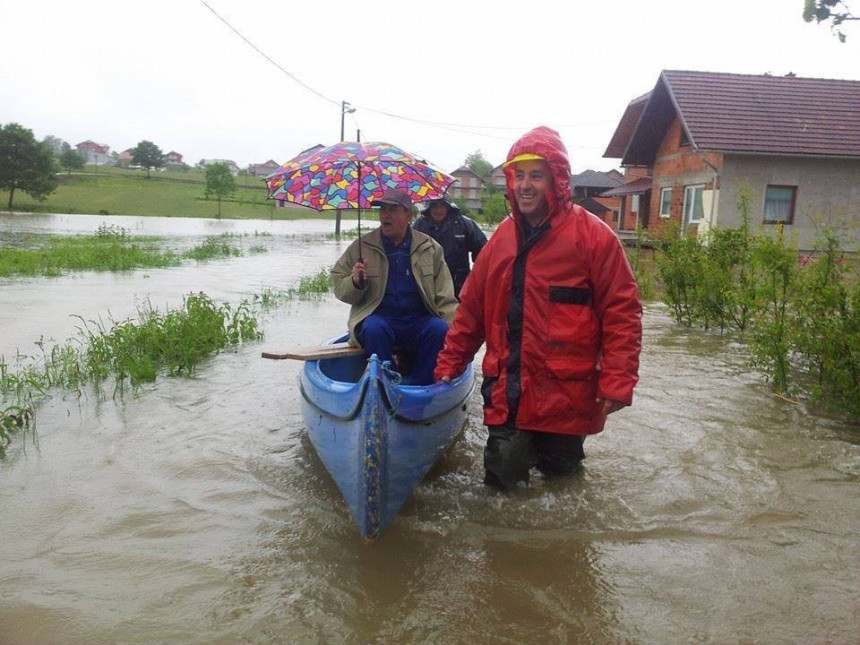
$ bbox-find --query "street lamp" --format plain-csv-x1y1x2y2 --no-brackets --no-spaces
340,100,356,141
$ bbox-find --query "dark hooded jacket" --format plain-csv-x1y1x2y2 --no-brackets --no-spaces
413,200,487,298
434,126,642,436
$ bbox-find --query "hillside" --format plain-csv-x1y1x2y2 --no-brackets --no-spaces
1,166,340,220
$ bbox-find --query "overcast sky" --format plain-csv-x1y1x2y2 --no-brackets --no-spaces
2,0,858,175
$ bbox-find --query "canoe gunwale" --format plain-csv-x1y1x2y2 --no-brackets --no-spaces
299,378,474,426
298,377,370,423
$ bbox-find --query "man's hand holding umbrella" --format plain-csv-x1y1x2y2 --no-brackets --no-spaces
351,261,367,289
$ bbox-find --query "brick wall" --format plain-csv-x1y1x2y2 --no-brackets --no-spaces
648,118,722,236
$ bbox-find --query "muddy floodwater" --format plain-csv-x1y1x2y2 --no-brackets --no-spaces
1,213,858,645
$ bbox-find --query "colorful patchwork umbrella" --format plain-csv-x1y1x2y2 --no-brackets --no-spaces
264,141,454,211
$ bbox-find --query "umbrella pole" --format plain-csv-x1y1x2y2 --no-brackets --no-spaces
357,159,363,263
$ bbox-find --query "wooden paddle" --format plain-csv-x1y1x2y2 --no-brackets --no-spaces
261,342,364,361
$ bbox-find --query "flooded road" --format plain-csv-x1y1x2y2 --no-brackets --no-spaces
1,214,858,644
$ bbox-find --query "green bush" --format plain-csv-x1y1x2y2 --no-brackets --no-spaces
654,187,860,422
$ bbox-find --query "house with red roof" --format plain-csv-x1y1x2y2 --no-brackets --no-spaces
75,140,113,165
603,70,860,251
165,151,184,166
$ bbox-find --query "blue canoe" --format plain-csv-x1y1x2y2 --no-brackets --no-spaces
299,335,475,541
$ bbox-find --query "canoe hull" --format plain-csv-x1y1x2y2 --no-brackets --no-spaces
299,342,474,541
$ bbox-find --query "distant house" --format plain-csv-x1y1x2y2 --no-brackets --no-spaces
250,159,280,177
297,143,325,157
117,148,134,166
200,159,240,174
448,166,485,212
603,70,860,251
165,151,184,166
488,164,506,190
570,169,623,229
76,140,113,165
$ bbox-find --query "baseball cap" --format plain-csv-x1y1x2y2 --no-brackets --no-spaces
502,153,545,168
372,188,412,210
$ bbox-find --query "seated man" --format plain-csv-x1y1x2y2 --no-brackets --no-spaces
331,188,457,384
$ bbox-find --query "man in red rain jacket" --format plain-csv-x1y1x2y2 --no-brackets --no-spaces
434,126,642,490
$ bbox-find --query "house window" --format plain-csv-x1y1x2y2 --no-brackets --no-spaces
683,184,704,227
659,187,672,218
763,185,796,224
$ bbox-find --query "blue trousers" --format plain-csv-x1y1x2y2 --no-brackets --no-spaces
356,314,448,385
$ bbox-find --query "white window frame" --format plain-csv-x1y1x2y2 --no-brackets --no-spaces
683,184,705,227
659,187,672,218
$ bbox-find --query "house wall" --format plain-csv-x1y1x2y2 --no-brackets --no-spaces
449,171,484,212
647,118,722,236
489,167,506,189
639,118,860,251
589,196,619,227
719,155,860,252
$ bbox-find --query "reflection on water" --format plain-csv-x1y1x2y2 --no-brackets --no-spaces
0,215,858,644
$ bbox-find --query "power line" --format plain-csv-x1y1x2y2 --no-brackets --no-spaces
199,1,602,142
199,1,338,107
356,106,512,141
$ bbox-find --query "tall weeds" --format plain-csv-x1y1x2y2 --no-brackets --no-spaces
0,292,262,453
656,187,860,421
0,266,336,452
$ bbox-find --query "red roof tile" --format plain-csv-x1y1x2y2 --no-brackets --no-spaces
612,70,860,165
664,70,860,157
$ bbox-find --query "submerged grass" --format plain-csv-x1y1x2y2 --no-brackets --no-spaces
0,265,336,452
0,226,175,277
183,236,242,261
254,267,333,309
0,225,248,277
0,292,262,453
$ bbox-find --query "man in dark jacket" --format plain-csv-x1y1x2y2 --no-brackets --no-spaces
434,127,642,491
413,198,487,299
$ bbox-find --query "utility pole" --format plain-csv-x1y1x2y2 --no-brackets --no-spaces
337,100,357,237
340,100,355,142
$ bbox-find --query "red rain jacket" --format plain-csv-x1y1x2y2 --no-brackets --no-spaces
434,126,642,435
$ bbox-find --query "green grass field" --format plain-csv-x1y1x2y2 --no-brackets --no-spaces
1,166,367,222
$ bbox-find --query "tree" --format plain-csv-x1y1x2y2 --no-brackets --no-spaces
59,148,85,175
803,0,857,41
480,189,509,226
464,150,493,178
131,140,164,179
0,123,58,209
41,135,68,155
204,162,236,217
